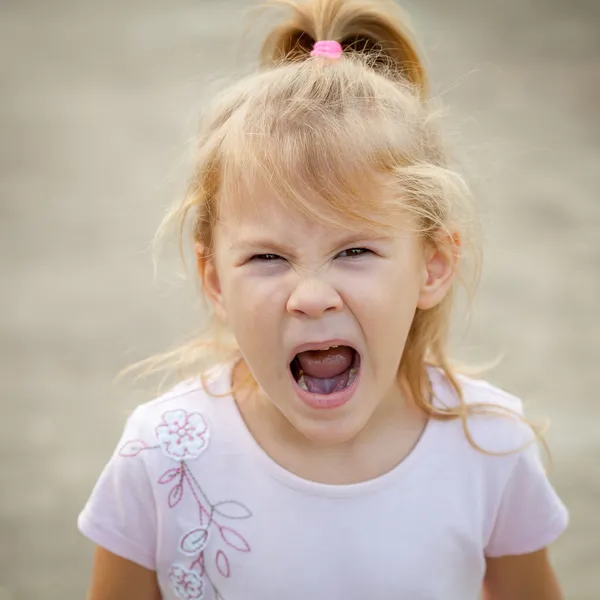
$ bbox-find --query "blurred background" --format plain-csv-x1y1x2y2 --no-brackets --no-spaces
1,0,598,598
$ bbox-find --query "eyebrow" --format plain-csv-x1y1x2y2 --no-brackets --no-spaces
230,232,393,254
230,238,295,255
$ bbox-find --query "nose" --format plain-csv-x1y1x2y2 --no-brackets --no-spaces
286,277,343,318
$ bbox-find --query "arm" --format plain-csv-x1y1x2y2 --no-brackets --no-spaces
483,548,563,600
86,546,162,600
79,406,161,599
481,417,569,600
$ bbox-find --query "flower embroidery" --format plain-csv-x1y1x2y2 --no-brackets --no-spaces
169,564,204,599
156,409,210,460
118,406,252,600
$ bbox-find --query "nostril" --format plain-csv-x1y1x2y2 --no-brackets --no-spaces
286,281,343,317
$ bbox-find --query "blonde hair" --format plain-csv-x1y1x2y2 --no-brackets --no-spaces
138,0,545,454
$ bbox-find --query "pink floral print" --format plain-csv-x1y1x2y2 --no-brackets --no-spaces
118,408,251,600
169,564,204,599
156,409,210,460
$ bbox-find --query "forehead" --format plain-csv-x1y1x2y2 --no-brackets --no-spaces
215,170,411,244
220,189,313,239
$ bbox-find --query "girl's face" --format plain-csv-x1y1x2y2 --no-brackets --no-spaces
203,181,454,445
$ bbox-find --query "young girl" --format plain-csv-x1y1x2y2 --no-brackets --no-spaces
78,0,569,598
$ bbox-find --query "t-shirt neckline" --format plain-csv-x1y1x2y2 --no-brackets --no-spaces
211,362,442,499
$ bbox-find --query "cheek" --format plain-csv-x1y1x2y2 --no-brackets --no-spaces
385,263,423,326
221,271,287,338
341,260,421,347
340,256,422,311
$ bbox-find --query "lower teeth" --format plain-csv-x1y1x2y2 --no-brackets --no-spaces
296,367,358,394
348,367,358,384
297,375,308,391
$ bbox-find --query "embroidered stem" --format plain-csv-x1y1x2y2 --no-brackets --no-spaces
182,464,215,527
184,463,213,510
205,568,225,600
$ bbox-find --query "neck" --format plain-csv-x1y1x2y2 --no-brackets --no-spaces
232,359,428,484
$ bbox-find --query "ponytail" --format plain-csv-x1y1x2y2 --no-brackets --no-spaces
260,0,427,95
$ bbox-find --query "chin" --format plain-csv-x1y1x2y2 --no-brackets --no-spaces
286,385,375,446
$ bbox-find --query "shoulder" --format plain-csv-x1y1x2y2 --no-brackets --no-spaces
428,367,537,456
77,365,238,570
118,364,235,462
429,366,524,414
138,363,232,414
428,368,568,555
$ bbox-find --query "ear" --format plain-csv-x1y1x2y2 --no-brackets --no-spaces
196,242,228,323
417,233,459,310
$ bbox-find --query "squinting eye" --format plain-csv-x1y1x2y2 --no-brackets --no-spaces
251,254,282,262
337,248,371,258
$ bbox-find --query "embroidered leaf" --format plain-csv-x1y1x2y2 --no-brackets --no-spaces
119,439,148,457
216,550,230,577
213,501,253,520
181,529,209,555
168,483,183,508
158,468,181,485
220,527,250,552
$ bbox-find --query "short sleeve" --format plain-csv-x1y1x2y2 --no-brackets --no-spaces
485,441,569,557
78,407,157,570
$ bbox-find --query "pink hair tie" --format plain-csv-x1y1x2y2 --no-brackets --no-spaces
310,40,343,59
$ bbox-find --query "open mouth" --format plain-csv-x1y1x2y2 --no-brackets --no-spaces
289,345,360,395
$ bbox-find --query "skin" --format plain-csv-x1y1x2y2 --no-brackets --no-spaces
86,546,563,600
484,549,564,600
86,547,161,600
203,181,451,467
84,179,564,600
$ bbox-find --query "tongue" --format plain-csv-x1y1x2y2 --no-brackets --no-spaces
296,346,354,379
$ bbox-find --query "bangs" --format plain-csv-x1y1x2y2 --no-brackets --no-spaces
214,69,419,232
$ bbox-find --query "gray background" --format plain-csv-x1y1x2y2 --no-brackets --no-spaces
1,0,598,598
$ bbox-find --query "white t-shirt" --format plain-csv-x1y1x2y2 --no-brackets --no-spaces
78,365,568,600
